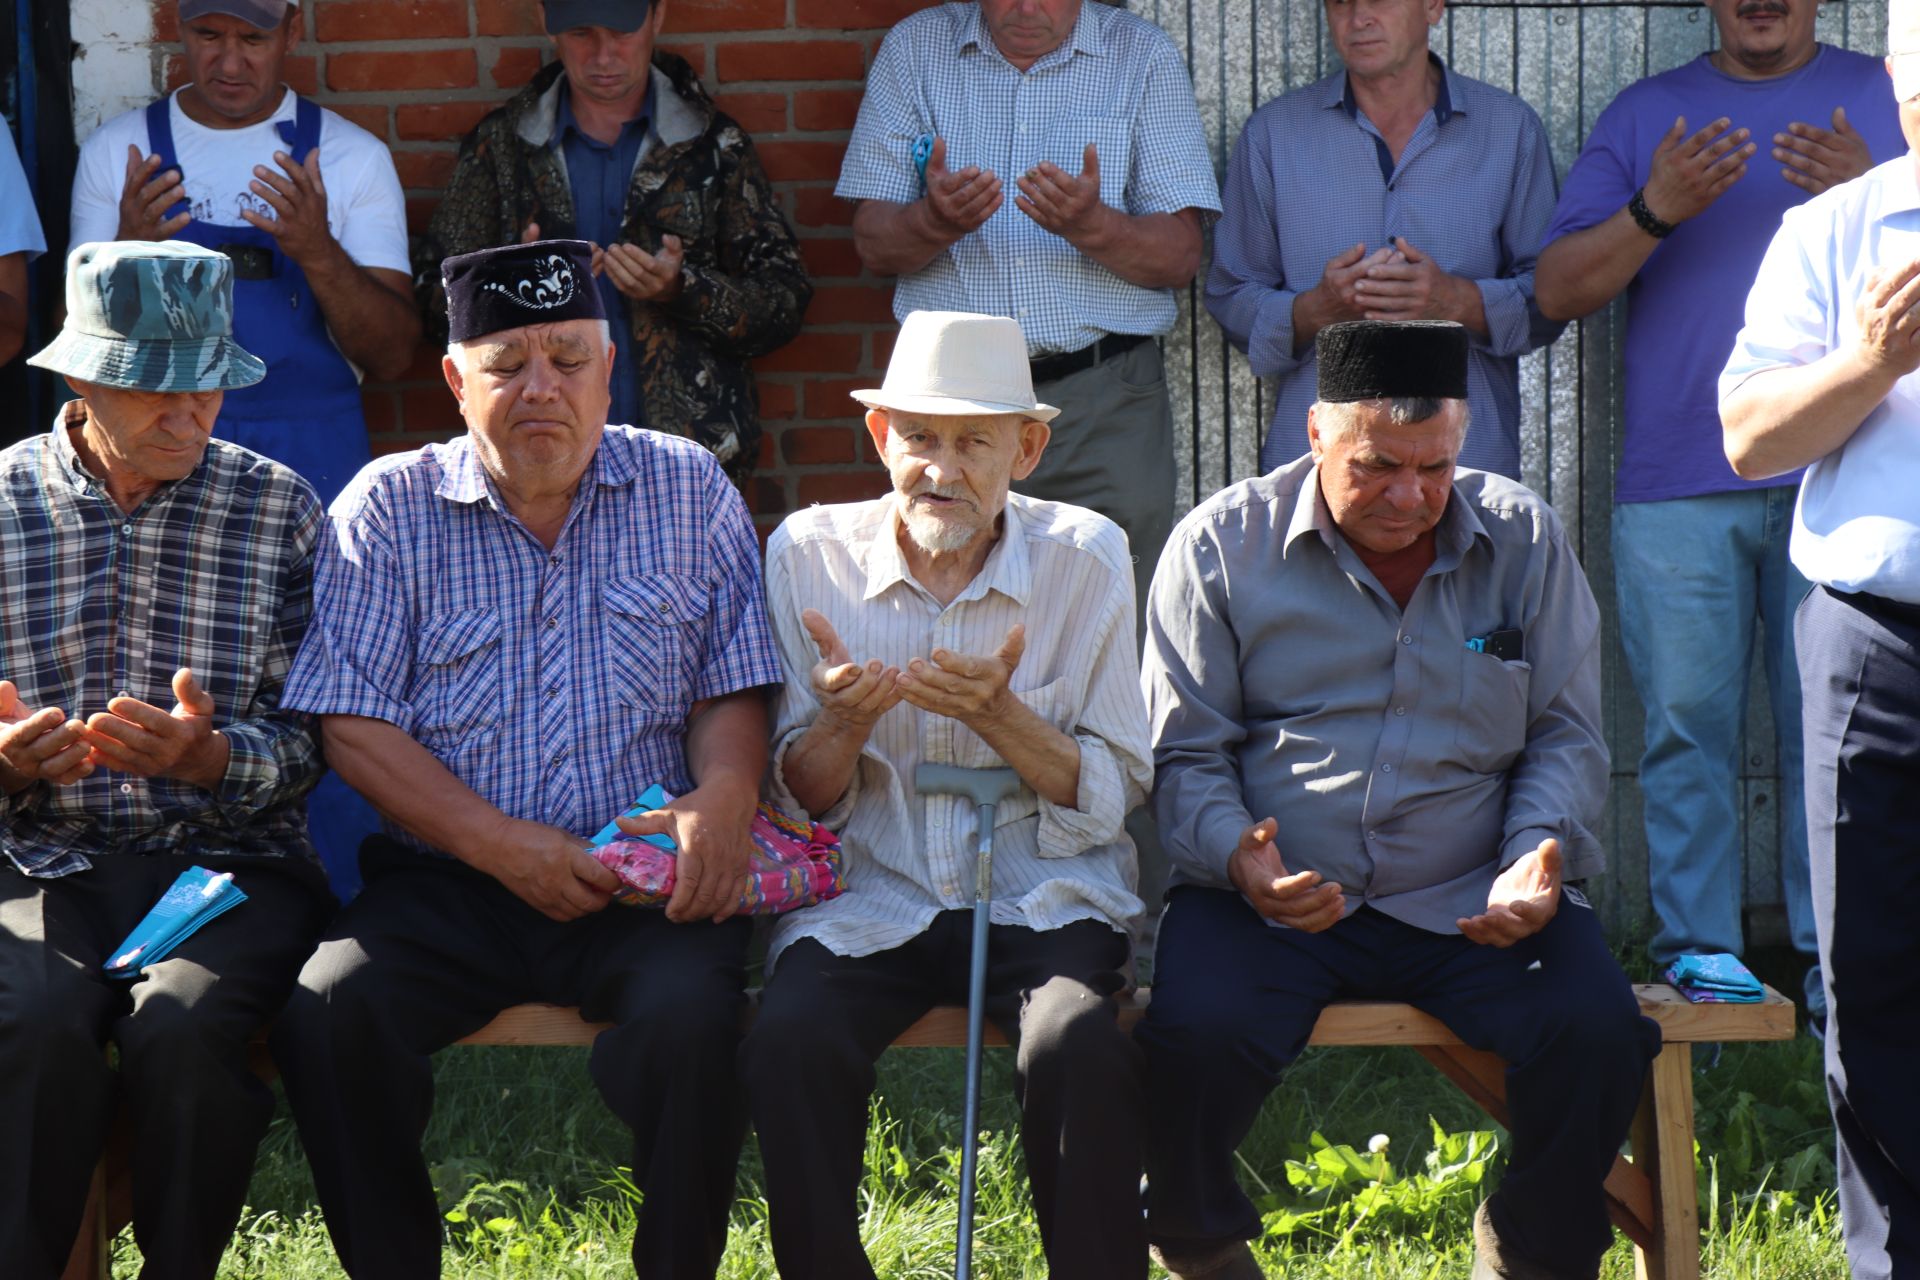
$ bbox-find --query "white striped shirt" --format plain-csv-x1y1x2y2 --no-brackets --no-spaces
764,492,1149,967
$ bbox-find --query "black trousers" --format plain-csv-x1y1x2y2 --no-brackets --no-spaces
271,839,752,1280
1798,586,1920,1279
0,854,329,1280
1137,888,1659,1280
740,915,1146,1280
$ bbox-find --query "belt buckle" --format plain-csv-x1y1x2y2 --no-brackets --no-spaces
215,243,274,281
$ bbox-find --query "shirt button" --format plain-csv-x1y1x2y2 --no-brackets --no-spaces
121,524,133,535
1017,307,1029,318
549,554,562,566
1394,706,1406,716
1380,763,1392,774
1367,830,1377,840
546,616,559,629
941,883,958,896
655,603,672,617
120,783,133,794
1400,635,1413,646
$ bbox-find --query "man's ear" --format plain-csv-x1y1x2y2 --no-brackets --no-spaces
284,3,305,46
1008,416,1051,482
442,352,466,409
1306,403,1326,460
863,408,891,460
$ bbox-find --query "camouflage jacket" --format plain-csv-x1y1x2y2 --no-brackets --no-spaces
416,56,811,476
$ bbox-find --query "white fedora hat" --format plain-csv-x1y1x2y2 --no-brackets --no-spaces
852,311,1060,423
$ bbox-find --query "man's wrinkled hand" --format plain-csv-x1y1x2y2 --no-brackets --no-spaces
1227,818,1344,931
0,680,92,789
603,237,684,303
1016,143,1107,240
1307,243,1397,325
894,624,1025,731
1457,837,1563,947
1775,106,1873,197
78,668,229,789
116,145,191,241
1354,237,1471,323
479,817,618,922
802,608,902,732
241,148,335,269
1853,259,1920,378
617,779,756,924
1641,115,1753,226
920,136,1002,240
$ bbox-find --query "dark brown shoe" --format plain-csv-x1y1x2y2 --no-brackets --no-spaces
1150,1239,1265,1279
1471,1201,1595,1280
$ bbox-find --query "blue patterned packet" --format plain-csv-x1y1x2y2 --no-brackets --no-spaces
102,866,249,978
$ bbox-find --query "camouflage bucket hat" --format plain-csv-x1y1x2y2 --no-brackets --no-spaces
28,241,266,393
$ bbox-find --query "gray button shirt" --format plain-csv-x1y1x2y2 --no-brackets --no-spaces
1142,455,1606,933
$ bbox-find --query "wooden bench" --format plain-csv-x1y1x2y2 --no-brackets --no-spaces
65,982,1794,1280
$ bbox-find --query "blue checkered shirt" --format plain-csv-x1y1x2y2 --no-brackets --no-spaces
283,427,783,852
1207,62,1563,478
836,1,1221,356
0,403,325,878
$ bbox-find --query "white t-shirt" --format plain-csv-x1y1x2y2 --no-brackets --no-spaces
0,125,47,259
69,86,408,275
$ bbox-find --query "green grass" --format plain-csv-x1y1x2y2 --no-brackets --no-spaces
109,1033,1845,1278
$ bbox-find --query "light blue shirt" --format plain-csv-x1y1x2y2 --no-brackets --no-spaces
1721,152,1920,604
1207,61,1563,478
835,1,1220,357
0,123,46,259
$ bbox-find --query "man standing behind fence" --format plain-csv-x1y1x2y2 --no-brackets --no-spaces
271,239,781,1280
835,0,1219,615
417,0,811,479
1536,0,1900,1037
1208,0,1562,480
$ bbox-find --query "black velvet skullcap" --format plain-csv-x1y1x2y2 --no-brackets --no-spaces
1316,320,1469,403
443,239,605,344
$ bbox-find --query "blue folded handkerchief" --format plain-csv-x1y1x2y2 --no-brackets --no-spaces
103,866,249,978
1665,952,1765,1004
587,782,677,852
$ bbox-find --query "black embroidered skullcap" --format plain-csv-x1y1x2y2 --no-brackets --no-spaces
443,240,605,344
1316,320,1469,403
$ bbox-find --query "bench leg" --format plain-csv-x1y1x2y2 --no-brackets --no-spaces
1630,1043,1700,1280
59,1161,108,1280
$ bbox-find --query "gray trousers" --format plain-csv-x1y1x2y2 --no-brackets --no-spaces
0,854,329,1280
1018,338,1176,621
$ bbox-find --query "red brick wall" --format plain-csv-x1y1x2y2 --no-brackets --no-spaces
150,0,934,533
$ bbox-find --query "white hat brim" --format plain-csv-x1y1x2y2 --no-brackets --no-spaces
851,389,1060,423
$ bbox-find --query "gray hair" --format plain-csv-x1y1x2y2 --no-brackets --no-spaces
1312,396,1469,444
447,318,612,363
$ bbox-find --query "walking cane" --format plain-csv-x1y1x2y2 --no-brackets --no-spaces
914,762,1022,1280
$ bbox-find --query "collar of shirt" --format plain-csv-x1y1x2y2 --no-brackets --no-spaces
1331,54,1461,185
551,76,655,150
431,433,642,552
1284,460,1492,584
955,0,1106,71
862,495,1035,607
1871,151,1920,222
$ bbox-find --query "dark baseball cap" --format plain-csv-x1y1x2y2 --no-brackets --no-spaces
179,0,295,28
543,0,651,34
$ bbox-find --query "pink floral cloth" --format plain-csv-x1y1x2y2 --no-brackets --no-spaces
593,801,843,914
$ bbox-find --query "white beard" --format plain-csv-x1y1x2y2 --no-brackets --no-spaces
899,485,986,554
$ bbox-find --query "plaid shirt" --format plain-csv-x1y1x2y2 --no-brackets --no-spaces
283,427,783,851
0,402,325,878
836,1,1220,356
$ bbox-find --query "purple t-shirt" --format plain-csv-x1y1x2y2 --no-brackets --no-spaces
1547,46,1904,503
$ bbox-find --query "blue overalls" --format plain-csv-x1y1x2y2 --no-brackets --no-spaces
144,95,371,505
147,94,378,900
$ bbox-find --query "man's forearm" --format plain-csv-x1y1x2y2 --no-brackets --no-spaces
852,199,963,277
781,714,872,819
1535,212,1659,322
1723,348,1899,480
0,251,27,366
302,247,422,382
322,714,514,864
1069,207,1202,290
685,689,770,801
970,701,1080,809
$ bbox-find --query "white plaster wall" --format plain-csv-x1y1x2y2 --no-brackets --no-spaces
69,0,160,138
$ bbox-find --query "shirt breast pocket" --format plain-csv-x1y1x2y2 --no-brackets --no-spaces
1452,654,1531,776
605,575,712,720
1043,117,1131,212
413,608,503,750
949,677,1068,826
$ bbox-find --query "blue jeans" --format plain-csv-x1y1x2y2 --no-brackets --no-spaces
1612,488,1819,1009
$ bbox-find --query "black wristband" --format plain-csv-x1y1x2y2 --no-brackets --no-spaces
1629,187,1676,240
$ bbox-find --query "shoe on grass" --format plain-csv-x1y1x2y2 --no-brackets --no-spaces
1150,1238,1264,1279
1472,1200,1596,1280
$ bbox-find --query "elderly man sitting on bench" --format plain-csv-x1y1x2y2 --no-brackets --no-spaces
1137,320,1660,1280
742,310,1153,1280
